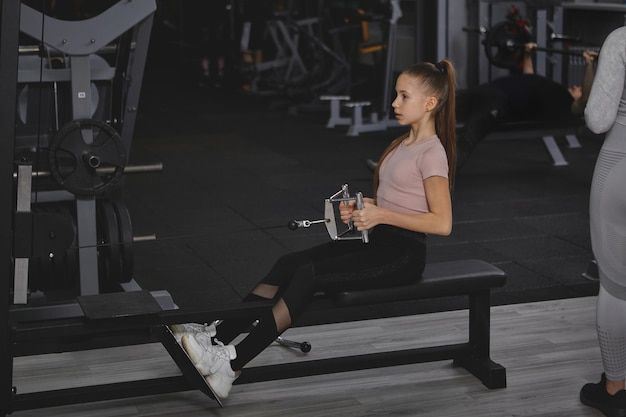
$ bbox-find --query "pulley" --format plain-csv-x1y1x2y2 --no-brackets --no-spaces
48,118,127,196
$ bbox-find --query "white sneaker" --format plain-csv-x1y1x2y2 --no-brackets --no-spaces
181,333,236,377
206,362,238,399
170,322,216,344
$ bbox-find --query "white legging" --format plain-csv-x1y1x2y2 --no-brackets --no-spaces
598,284,626,381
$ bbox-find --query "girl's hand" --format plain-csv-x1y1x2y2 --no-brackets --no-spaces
339,200,356,224
351,200,380,231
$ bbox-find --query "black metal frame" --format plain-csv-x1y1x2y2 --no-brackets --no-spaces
8,302,272,413
246,259,508,389
238,287,507,390
1,0,21,415
6,270,507,414
7,282,505,414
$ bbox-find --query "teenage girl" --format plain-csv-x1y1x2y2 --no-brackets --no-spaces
176,60,458,399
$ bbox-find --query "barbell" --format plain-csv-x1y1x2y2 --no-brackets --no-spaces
483,21,595,70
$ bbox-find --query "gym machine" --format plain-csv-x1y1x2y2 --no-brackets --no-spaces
1,1,274,414
239,4,351,99
10,0,172,320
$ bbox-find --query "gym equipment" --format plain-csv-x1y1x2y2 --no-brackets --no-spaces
240,9,350,98
160,325,226,407
321,0,403,136
483,21,593,70
275,335,312,353
240,259,508,390
2,2,268,414
0,3,507,413
482,20,531,70
14,197,140,298
288,183,369,243
10,0,159,311
0,2,213,413
48,118,127,196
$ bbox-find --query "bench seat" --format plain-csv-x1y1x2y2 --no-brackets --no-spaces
237,259,508,390
332,259,506,306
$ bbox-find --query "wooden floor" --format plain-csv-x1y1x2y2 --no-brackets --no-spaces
11,296,605,417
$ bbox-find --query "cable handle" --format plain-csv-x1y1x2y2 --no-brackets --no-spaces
356,192,369,243
287,219,327,230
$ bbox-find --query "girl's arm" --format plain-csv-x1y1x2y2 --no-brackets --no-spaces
351,176,453,236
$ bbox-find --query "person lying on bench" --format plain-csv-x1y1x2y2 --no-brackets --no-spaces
455,44,598,168
174,60,458,399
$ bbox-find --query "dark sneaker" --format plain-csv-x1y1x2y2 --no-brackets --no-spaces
580,374,626,417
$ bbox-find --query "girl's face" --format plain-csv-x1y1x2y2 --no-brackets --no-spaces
391,74,434,126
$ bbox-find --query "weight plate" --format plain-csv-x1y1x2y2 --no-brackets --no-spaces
484,21,532,70
96,199,122,286
49,119,127,196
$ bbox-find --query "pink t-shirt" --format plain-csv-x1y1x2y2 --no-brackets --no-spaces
376,135,449,214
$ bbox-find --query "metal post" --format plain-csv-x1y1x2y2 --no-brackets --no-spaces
13,164,32,304
436,0,447,61
119,13,154,154
466,0,480,88
552,6,564,85
381,0,402,119
70,55,99,295
0,1,21,414
535,9,548,77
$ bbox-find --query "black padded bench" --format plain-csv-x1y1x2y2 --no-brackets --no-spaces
236,259,508,390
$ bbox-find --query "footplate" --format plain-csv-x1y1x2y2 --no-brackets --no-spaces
78,290,162,320
156,325,224,407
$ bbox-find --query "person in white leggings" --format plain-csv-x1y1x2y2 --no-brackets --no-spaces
581,25,626,417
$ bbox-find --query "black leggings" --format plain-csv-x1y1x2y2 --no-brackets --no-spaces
218,225,426,343
260,224,427,319
219,225,427,369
